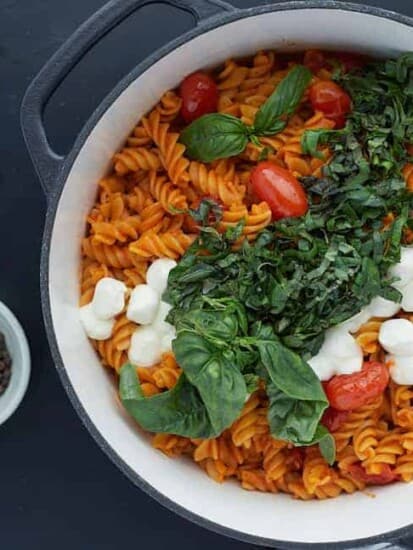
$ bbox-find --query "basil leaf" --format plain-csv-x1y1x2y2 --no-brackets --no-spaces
254,65,312,136
243,373,260,394
119,364,217,438
188,197,223,226
173,331,247,434
257,339,327,402
316,427,336,465
266,383,326,444
179,113,249,162
258,339,329,449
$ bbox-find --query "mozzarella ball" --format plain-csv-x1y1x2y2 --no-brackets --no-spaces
340,308,372,333
379,318,413,356
387,354,413,385
80,303,114,340
308,355,335,381
160,328,176,353
127,284,160,325
401,280,413,312
389,247,413,290
153,300,173,327
91,277,127,320
146,259,177,296
128,326,162,367
368,296,400,318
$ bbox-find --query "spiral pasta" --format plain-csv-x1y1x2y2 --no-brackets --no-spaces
189,162,245,207
142,109,190,186
129,230,195,260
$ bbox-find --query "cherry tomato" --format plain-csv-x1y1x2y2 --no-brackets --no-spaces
250,162,308,220
303,50,327,74
180,72,219,123
406,143,413,156
333,52,365,72
325,361,389,412
347,463,399,485
321,407,350,432
309,81,351,128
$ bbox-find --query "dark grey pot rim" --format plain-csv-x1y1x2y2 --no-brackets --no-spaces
31,1,413,548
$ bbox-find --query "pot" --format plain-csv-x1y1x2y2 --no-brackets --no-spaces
21,1,413,547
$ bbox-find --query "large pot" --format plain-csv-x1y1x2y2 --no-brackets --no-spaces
21,1,413,547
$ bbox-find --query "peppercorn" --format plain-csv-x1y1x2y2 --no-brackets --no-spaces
0,332,12,395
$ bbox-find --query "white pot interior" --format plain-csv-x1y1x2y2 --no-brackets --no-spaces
48,8,413,545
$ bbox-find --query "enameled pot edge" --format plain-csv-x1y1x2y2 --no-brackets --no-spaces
35,2,413,547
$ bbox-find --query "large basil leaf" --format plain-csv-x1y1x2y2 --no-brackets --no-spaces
179,113,249,162
254,65,312,136
257,338,327,402
266,382,326,443
119,364,217,438
258,339,331,459
173,330,247,434
266,383,335,464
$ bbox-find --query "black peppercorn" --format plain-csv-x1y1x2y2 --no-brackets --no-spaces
0,332,12,396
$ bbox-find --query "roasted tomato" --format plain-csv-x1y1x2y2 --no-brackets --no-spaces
321,407,350,432
347,463,399,485
250,162,308,220
325,361,389,411
334,51,365,72
180,72,219,123
303,50,327,73
309,80,351,128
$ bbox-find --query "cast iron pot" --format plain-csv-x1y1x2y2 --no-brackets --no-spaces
21,1,413,547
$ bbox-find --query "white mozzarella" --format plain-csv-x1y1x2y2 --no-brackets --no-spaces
321,327,363,361
401,280,413,312
128,326,162,367
146,259,177,296
368,296,401,318
308,355,335,381
308,327,363,381
379,318,413,356
340,308,372,333
153,300,173,327
387,354,413,385
160,327,176,353
127,284,160,325
389,246,413,290
91,277,127,320
80,304,115,340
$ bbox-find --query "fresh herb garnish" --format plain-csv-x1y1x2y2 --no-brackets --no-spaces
180,65,311,162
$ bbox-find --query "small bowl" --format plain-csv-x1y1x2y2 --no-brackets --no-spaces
0,301,31,425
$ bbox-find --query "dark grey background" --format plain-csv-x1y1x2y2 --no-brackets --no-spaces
1,0,413,548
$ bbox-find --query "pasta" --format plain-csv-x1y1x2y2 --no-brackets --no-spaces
80,48,413,501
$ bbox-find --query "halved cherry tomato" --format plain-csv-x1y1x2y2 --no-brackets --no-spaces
303,50,327,74
347,463,399,485
180,72,219,123
321,407,350,432
325,361,389,412
309,81,351,128
333,51,365,72
250,162,308,220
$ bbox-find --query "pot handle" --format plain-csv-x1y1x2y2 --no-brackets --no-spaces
21,0,235,198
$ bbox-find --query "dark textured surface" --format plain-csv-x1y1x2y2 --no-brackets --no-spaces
2,0,413,548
